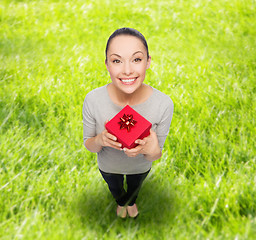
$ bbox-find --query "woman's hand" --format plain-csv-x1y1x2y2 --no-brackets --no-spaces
95,121,122,150
84,120,122,152
123,129,162,161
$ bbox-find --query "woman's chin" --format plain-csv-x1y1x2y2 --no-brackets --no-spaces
119,85,141,95
110,80,144,96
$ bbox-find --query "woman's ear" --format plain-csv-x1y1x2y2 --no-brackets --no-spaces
146,55,151,69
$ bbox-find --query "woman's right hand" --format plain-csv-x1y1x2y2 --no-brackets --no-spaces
96,130,122,150
84,120,122,153
96,121,122,150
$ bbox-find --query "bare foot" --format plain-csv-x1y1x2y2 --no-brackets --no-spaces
116,205,127,218
127,204,139,218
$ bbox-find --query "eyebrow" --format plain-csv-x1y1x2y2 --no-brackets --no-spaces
132,51,144,56
110,51,144,58
110,53,122,58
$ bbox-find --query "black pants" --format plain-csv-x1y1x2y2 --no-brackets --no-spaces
100,169,150,206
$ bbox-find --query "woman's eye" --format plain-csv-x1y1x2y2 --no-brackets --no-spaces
134,58,142,63
113,59,121,63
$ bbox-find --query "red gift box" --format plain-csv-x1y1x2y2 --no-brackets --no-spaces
105,105,152,149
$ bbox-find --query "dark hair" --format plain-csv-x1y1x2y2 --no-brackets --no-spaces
105,27,149,61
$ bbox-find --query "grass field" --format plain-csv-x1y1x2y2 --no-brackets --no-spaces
0,0,256,239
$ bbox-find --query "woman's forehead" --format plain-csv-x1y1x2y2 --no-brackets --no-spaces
108,35,146,56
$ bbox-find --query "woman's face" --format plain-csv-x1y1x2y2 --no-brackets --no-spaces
105,35,151,95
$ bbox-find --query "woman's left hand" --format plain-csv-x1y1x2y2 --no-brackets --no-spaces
123,129,162,161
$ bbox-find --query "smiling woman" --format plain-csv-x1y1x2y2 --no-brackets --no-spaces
82,27,174,219
105,34,152,102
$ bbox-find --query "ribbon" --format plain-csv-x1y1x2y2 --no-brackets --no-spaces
118,114,137,132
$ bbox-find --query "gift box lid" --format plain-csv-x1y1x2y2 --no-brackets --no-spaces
105,105,152,148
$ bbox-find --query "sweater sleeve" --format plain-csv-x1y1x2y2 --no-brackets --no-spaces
155,97,174,150
83,94,96,143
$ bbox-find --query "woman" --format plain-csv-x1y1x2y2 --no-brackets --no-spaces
83,27,174,218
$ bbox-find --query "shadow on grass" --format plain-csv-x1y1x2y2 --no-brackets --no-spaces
71,173,177,236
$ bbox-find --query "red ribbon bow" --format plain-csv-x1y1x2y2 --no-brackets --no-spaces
118,114,137,132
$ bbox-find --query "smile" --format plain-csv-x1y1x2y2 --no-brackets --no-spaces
119,77,137,84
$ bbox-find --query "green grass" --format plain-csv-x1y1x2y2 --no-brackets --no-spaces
0,0,256,239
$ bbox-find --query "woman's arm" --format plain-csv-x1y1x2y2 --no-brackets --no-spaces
84,129,122,153
84,135,103,153
123,129,162,162
123,98,173,161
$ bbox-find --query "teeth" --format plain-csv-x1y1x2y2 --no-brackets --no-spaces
121,78,136,83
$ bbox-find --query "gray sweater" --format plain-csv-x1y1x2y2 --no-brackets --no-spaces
83,84,174,174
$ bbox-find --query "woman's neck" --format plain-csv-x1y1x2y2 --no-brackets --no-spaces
107,83,152,107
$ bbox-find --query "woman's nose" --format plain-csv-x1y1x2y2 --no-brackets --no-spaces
123,62,133,75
